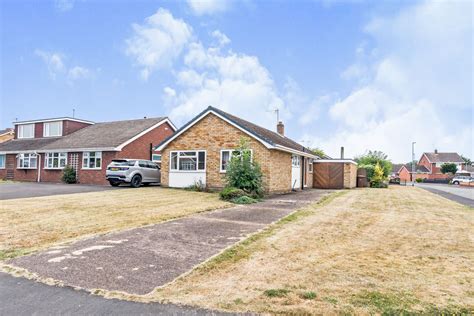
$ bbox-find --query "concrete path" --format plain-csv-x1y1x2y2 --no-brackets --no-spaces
0,182,115,200
0,272,233,316
8,190,329,295
417,183,474,207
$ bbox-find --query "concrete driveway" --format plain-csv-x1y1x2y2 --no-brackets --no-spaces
417,183,474,207
0,182,115,200
7,189,329,295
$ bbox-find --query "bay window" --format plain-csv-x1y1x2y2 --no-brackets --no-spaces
18,124,34,139
220,149,252,172
45,152,67,169
170,151,206,171
43,121,63,137
82,152,102,169
18,153,37,169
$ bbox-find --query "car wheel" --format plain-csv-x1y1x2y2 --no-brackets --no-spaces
452,181,459,185
131,175,142,188
109,181,120,187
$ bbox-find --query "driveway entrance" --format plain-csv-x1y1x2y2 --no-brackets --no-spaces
0,182,115,200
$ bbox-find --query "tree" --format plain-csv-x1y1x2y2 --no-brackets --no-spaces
355,150,392,180
461,155,472,166
370,162,387,188
62,166,77,184
440,163,458,175
225,137,263,197
310,148,326,158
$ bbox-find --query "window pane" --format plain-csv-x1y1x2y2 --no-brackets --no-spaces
96,158,101,168
152,154,161,162
180,152,196,157
171,152,178,170
198,152,205,170
31,157,37,168
0,155,5,168
180,157,196,170
221,151,230,170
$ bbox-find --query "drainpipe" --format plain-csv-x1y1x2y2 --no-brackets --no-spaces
35,152,41,182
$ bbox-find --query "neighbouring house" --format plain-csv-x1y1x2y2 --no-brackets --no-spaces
0,128,14,143
0,116,176,185
155,106,319,193
398,150,466,182
390,164,405,178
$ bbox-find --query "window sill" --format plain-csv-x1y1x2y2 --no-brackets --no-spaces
17,167,37,170
44,168,65,170
82,168,102,170
170,170,206,173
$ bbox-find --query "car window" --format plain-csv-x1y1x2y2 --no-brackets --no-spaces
139,161,147,168
146,161,157,169
112,160,136,166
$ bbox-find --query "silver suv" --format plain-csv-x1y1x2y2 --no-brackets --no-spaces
106,159,161,187
452,175,473,185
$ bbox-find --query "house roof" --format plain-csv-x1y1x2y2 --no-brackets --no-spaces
402,162,430,173
0,117,172,153
391,164,405,173
155,106,318,158
423,152,464,163
14,117,94,125
0,128,14,136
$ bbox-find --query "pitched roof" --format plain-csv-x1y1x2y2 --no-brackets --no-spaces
402,162,430,173
0,117,170,153
391,163,405,173
41,117,167,150
156,106,317,158
423,152,464,163
0,128,13,136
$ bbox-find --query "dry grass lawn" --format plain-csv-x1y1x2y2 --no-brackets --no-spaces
148,186,474,314
0,188,230,260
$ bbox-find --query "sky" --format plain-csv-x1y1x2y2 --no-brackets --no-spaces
1,0,472,162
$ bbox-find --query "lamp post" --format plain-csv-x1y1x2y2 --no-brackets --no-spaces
411,142,416,186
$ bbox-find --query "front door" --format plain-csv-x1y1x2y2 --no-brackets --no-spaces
291,155,301,189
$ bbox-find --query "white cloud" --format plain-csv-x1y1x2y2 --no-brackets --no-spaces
125,8,193,80
68,66,90,80
186,0,231,16
312,1,473,161
211,30,231,47
54,0,74,12
34,50,65,79
163,87,176,97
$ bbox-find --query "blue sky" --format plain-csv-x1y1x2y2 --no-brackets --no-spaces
1,0,472,161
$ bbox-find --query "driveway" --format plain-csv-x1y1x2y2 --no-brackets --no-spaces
0,182,115,200
0,272,233,315
7,190,329,295
417,183,474,207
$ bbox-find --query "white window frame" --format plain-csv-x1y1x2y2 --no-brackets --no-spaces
152,154,162,163
0,154,5,169
43,121,63,137
169,150,206,172
308,158,313,172
220,149,253,173
44,152,67,169
82,151,102,170
292,155,300,167
17,153,38,169
17,124,35,139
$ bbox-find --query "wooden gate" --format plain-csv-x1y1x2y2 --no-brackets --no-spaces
313,162,344,189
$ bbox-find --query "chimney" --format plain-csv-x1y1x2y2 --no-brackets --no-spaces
340,146,344,159
277,121,284,136
434,149,438,154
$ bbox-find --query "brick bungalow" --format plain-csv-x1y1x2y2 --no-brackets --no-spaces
0,128,14,143
155,106,319,193
0,117,176,185
398,163,430,182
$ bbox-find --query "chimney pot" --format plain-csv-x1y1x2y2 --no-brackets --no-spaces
434,149,438,154
341,146,344,159
277,121,284,136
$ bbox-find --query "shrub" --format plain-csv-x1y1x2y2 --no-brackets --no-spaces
370,162,387,188
263,289,290,298
219,187,246,200
231,196,258,204
440,163,458,175
62,166,76,184
355,150,392,181
225,137,264,197
186,179,206,192
415,178,423,183
301,291,317,300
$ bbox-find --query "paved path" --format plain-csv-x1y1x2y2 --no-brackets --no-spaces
417,183,474,207
0,272,232,316
0,182,115,200
8,190,329,295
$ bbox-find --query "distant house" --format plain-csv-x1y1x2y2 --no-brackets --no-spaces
0,117,176,184
155,106,319,193
0,128,14,143
390,163,405,178
398,150,466,181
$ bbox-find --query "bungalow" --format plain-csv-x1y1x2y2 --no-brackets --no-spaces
0,116,176,185
398,163,430,182
0,128,14,143
155,106,319,193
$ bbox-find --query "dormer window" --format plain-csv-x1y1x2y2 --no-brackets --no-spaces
18,124,34,139
44,121,63,137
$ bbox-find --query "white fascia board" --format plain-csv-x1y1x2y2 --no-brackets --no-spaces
115,118,175,151
14,117,94,125
0,147,119,154
273,144,318,158
155,110,274,151
314,159,358,165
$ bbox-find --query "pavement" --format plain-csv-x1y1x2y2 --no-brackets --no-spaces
0,272,233,316
417,183,474,207
7,189,329,295
0,182,115,200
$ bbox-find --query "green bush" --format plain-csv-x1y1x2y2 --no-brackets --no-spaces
355,150,392,181
231,195,258,204
369,162,387,188
185,179,206,192
219,187,246,200
62,166,77,184
225,137,264,197
415,178,423,183
359,164,375,181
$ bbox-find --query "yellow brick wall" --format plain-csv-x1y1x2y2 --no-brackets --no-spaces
343,162,357,188
161,113,294,193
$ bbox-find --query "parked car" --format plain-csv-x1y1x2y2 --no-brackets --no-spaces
451,175,473,185
106,159,161,187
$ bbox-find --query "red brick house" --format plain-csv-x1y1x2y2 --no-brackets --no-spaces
155,106,319,193
0,117,176,185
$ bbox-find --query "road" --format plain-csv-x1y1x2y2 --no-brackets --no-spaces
0,182,114,200
417,183,474,207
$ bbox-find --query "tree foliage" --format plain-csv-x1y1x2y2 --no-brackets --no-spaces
225,138,264,197
370,162,387,188
62,166,77,184
355,150,392,180
310,148,326,158
461,155,472,166
440,163,458,175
